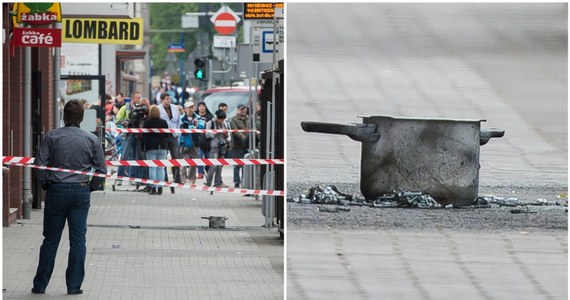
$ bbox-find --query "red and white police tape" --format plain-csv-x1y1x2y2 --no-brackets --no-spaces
107,158,284,167
108,128,259,134
2,156,284,196
3,156,284,167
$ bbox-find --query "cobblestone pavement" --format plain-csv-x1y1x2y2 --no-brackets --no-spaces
4,169,284,299
288,229,567,300
287,3,567,299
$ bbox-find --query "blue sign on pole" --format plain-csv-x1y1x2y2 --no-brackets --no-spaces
262,31,275,53
168,43,185,53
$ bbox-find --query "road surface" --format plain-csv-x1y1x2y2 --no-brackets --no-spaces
287,3,567,299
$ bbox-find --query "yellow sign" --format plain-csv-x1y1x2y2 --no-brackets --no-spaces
14,2,62,25
62,18,143,45
244,3,284,20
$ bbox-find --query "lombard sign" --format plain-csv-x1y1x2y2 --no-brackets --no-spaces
12,27,62,47
62,18,143,45
14,2,62,25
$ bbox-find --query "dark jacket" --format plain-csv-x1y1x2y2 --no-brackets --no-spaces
196,110,214,123
180,113,198,148
230,115,250,149
140,118,169,152
205,118,229,149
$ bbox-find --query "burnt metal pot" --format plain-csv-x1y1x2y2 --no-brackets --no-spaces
202,216,228,228
301,115,504,206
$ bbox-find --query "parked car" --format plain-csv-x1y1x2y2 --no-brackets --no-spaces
201,86,260,118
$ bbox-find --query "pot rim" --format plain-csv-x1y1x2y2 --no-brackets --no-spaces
358,114,486,123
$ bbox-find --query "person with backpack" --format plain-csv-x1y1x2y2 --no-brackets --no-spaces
195,101,213,180
204,110,230,188
218,102,232,157
179,102,199,184
114,92,144,185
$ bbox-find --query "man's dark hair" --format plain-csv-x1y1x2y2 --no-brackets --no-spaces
64,99,84,126
160,92,170,101
215,109,226,119
218,102,227,109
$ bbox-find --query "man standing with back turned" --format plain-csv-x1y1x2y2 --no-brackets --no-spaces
32,99,107,295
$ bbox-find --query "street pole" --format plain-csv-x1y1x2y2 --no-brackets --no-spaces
249,63,256,189
53,22,61,128
243,20,251,44
23,46,32,219
207,58,213,89
179,32,185,92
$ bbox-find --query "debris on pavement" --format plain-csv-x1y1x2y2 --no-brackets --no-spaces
510,208,538,214
295,185,355,205
481,195,567,208
288,182,568,230
292,185,568,214
373,191,441,208
294,185,442,208
318,206,351,213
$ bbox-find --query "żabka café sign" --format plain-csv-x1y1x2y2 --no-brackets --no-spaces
12,28,61,47
12,2,62,47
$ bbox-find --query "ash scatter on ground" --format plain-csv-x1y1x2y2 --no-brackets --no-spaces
287,181,568,232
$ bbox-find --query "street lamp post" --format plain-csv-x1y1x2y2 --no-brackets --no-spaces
179,32,185,91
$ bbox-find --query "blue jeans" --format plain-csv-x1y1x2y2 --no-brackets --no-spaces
231,148,247,185
206,146,226,186
117,135,127,177
33,182,90,292
180,146,197,183
146,149,167,188
165,136,181,183
197,148,208,176
117,166,127,177
124,134,142,179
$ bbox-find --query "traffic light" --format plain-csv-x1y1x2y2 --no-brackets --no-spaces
194,58,206,81
194,69,205,80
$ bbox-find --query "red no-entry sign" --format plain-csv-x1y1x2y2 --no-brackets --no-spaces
214,12,237,35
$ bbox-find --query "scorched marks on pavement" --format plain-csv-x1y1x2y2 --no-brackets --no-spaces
287,181,568,231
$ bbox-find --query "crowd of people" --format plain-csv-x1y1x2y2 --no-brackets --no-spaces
101,89,260,195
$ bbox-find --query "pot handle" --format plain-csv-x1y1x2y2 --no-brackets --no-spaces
301,121,380,143
480,128,505,145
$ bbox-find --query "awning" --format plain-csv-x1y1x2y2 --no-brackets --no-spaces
116,50,146,60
